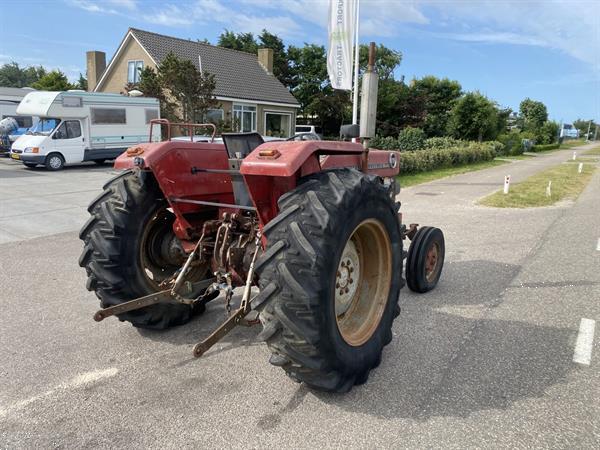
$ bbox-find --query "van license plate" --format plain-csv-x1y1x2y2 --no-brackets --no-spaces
11,153,20,160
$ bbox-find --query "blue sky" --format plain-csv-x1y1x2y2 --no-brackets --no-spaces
1,0,598,123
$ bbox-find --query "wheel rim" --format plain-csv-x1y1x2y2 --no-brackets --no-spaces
139,207,185,288
49,156,61,169
335,219,392,347
425,242,440,282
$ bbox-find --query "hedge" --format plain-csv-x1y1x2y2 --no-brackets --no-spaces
398,143,496,174
531,143,560,152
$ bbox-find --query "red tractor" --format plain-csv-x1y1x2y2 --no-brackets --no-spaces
79,119,444,392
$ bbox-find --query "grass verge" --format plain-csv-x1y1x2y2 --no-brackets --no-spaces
560,139,586,149
497,154,534,160
478,162,596,208
398,159,507,187
584,145,600,156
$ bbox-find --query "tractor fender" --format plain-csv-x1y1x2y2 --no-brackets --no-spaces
240,141,400,226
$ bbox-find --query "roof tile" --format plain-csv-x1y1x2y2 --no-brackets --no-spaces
130,28,299,106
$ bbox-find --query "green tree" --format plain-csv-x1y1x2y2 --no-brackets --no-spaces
218,30,258,54
519,98,548,131
374,79,426,136
287,44,329,112
536,120,560,144
358,43,402,80
258,30,293,86
0,62,46,87
139,53,217,123
447,92,499,141
573,119,596,138
76,73,87,91
411,76,462,137
31,70,75,91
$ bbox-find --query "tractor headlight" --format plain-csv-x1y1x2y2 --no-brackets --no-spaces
24,147,39,153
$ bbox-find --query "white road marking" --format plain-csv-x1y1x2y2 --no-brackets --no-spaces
573,318,596,365
62,367,119,389
0,367,118,418
596,238,600,251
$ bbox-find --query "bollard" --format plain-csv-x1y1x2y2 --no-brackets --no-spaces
503,175,511,194
572,151,577,160
546,180,552,197
578,162,583,174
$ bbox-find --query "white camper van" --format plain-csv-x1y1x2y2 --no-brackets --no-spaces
10,91,160,170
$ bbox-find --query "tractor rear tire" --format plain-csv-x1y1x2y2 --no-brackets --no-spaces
78,170,212,329
254,169,402,393
405,226,445,293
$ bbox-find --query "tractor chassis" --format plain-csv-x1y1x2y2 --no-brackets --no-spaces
92,214,427,358
93,231,263,358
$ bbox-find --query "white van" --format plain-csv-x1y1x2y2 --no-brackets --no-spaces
10,91,160,170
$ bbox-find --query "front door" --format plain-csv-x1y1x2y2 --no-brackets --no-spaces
51,120,85,164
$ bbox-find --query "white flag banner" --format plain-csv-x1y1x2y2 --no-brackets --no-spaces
327,0,357,90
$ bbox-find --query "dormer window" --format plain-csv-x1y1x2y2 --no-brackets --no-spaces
127,60,144,83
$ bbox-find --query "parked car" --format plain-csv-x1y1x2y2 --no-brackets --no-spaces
295,124,322,139
10,90,160,170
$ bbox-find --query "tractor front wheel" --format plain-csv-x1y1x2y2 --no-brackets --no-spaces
405,226,445,293
255,169,402,392
78,171,213,329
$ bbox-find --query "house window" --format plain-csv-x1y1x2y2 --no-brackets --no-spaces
91,108,127,125
265,112,292,138
145,108,159,124
127,60,144,83
205,108,224,124
233,104,256,132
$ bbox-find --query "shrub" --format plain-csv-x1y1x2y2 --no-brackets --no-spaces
397,127,425,151
483,140,505,156
399,143,495,174
531,143,560,152
497,132,526,156
369,135,398,150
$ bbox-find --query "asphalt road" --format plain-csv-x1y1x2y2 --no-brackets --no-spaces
1,146,598,448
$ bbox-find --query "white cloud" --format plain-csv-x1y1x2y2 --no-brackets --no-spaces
108,0,137,10
66,0,600,71
423,0,600,70
67,0,119,14
191,0,303,38
143,5,194,26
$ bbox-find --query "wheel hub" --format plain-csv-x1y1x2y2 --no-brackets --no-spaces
425,243,440,282
49,156,61,169
334,219,392,347
335,240,360,316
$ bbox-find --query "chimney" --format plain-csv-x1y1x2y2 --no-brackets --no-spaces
86,51,106,92
258,48,274,75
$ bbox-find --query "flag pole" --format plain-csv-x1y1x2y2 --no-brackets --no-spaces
351,0,360,127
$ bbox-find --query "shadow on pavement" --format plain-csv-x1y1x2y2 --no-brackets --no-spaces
136,258,576,425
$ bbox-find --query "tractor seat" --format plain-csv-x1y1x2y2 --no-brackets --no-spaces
222,132,264,159
221,133,264,208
